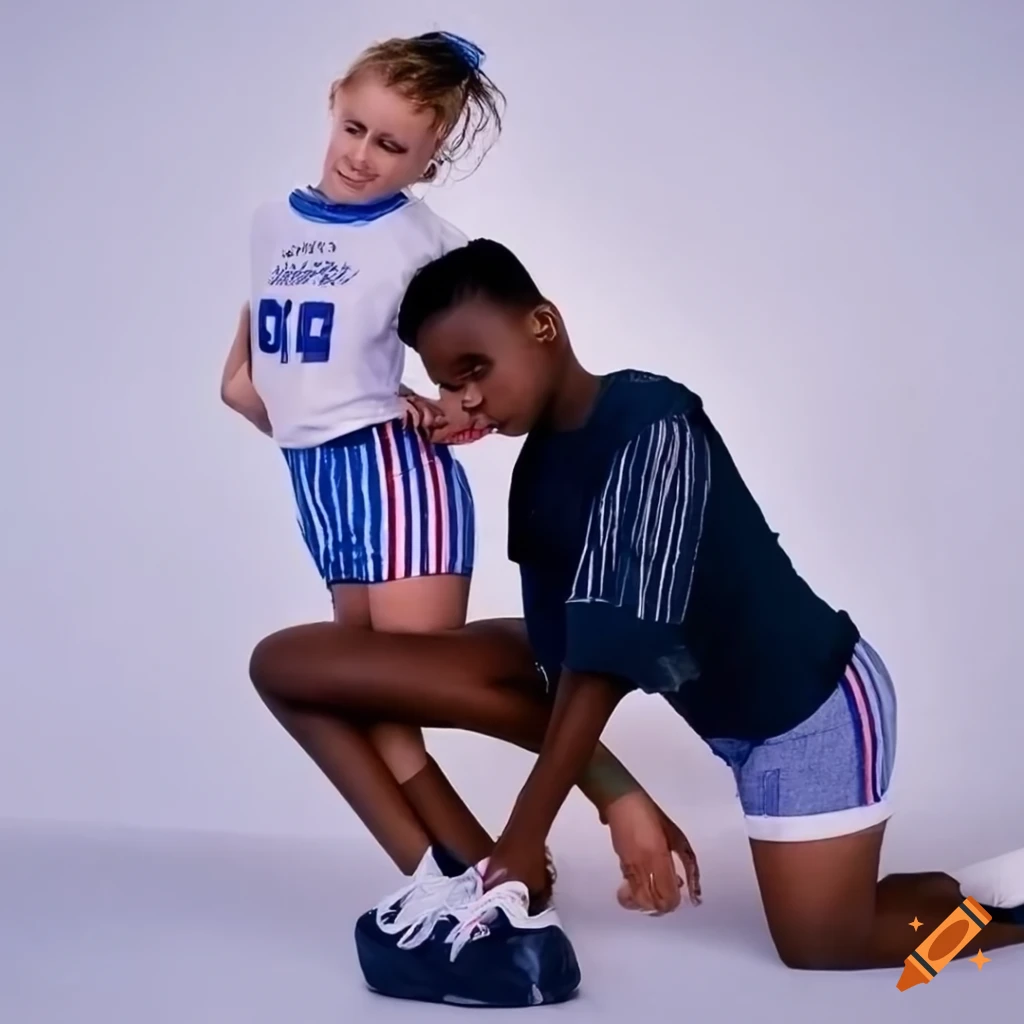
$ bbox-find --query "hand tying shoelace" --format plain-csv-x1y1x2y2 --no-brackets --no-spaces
444,882,534,962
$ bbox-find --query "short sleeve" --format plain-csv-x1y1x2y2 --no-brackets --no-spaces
562,414,710,694
390,207,468,343
519,562,567,687
434,214,468,257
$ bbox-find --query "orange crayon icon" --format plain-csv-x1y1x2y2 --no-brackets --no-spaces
897,896,992,991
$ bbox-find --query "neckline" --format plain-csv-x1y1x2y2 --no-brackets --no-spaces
533,374,617,440
288,186,410,225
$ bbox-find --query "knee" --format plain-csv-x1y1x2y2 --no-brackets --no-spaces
249,630,294,696
772,936,863,972
776,947,836,972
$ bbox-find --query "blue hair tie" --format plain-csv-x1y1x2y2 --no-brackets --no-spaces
437,31,485,71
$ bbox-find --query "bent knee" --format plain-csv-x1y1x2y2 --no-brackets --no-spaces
773,935,865,972
777,948,840,971
249,628,301,695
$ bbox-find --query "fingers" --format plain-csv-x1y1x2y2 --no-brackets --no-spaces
669,830,702,905
618,874,683,915
620,852,681,915
617,879,641,910
419,403,444,431
400,398,420,428
679,848,702,905
619,864,657,913
431,425,491,446
649,849,682,913
401,397,447,434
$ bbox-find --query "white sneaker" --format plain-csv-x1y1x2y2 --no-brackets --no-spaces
443,877,565,961
371,848,479,942
956,845,1024,921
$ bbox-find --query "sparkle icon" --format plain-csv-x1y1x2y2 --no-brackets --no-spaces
909,918,923,931
897,897,992,991
969,950,991,970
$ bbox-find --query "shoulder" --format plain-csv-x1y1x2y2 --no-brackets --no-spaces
604,369,701,416
586,371,705,460
603,412,708,490
249,199,297,244
623,410,695,446
393,199,468,258
250,198,293,226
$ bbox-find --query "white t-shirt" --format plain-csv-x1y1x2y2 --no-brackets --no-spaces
249,189,466,448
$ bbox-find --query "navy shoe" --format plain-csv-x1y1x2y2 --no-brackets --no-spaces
355,860,581,1008
985,903,1024,925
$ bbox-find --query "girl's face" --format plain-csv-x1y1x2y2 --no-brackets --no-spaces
318,74,440,204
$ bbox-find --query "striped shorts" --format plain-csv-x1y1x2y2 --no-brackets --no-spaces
705,638,897,842
282,419,475,586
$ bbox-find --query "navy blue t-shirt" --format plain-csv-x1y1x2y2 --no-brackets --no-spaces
508,370,860,741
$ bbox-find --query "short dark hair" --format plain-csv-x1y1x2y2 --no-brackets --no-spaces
397,238,545,349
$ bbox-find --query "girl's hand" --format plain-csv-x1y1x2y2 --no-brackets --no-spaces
429,421,494,446
428,390,494,446
401,393,447,434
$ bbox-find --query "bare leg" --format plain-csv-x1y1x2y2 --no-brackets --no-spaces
254,586,430,873
251,618,649,826
250,617,698,911
367,574,493,868
750,823,1024,970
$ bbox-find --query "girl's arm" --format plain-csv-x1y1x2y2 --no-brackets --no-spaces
221,302,272,435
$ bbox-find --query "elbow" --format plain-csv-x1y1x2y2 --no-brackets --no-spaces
220,376,239,410
221,361,254,410
561,663,630,703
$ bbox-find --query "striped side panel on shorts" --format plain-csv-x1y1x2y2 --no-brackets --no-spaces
838,639,897,807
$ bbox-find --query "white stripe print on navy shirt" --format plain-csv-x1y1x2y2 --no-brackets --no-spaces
568,413,711,624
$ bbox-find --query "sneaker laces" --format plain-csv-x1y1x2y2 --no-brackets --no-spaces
377,849,558,959
445,881,532,962
379,870,483,948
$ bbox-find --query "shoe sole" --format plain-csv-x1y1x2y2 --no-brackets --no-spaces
364,978,580,1008
356,924,580,1008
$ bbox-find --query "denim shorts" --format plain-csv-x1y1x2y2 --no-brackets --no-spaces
705,639,897,842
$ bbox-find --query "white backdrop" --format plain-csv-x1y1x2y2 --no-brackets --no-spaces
1,0,1022,863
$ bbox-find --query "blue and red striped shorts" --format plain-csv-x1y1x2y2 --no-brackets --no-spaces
282,419,475,585
705,639,897,841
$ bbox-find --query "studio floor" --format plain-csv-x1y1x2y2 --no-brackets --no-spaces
2,813,1018,1024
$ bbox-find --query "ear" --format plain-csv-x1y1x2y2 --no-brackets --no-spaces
531,304,559,344
421,144,447,183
